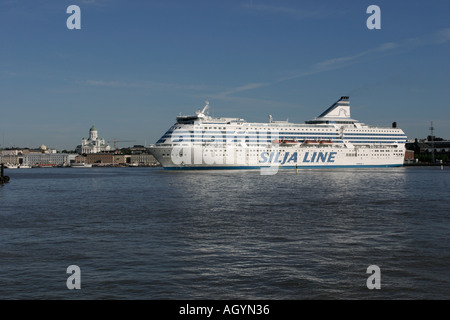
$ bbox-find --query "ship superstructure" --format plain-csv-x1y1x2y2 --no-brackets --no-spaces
149,97,407,169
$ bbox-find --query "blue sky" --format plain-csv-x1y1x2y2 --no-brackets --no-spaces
1,0,450,150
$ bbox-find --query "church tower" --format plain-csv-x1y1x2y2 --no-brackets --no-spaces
89,125,98,141
76,125,111,154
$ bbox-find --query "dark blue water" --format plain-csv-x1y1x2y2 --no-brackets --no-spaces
0,166,449,299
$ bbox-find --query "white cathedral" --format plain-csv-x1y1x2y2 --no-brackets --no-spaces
76,125,111,154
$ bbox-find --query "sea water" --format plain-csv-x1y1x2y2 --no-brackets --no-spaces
0,166,449,299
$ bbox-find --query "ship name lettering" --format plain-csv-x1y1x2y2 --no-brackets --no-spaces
302,151,336,163
260,151,336,164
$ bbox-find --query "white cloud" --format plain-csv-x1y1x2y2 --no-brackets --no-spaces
431,28,450,44
218,27,450,98
214,82,268,98
82,28,450,105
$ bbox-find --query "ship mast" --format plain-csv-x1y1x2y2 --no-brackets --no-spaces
197,100,209,115
194,100,210,120
430,121,435,164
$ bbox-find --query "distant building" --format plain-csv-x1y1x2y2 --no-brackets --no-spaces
0,154,19,165
1,149,21,156
129,145,147,154
76,125,111,154
129,154,159,166
404,150,415,164
1,145,63,166
406,137,450,164
83,153,159,166
86,153,126,165
24,153,76,167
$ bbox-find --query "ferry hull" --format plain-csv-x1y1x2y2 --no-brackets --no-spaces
162,164,403,170
149,145,405,170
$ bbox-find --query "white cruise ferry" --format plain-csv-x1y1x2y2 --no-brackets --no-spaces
149,96,407,170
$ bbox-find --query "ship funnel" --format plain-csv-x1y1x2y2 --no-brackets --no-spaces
392,122,397,128
316,96,351,119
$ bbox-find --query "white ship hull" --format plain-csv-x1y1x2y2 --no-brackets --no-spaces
150,144,405,170
149,97,407,170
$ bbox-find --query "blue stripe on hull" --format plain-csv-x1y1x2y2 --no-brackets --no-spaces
164,164,403,170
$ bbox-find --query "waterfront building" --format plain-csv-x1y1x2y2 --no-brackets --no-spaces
83,153,159,166
405,137,450,164
86,153,126,165
0,154,20,165
76,125,111,154
404,150,415,164
0,146,68,166
1,149,21,156
129,154,159,166
24,153,76,167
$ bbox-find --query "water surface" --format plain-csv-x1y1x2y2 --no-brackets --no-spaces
0,166,449,299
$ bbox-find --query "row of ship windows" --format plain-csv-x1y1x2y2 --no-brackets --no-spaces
160,150,266,157
167,130,339,135
158,138,406,144
161,152,404,158
161,134,406,140
347,140,406,143
345,137,406,140
172,126,402,133
173,126,338,132
346,153,404,157
160,136,338,141
164,131,405,138
343,133,405,136
346,129,399,132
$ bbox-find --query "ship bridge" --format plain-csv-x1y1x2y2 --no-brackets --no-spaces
176,101,245,125
176,101,211,124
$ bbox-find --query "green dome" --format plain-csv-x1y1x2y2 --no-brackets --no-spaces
90,125,97,131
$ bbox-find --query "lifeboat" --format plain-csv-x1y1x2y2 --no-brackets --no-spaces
304,140,319,144
280,139,299,146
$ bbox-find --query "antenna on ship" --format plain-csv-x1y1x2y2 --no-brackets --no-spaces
196,100,209,117
202,100,209,114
